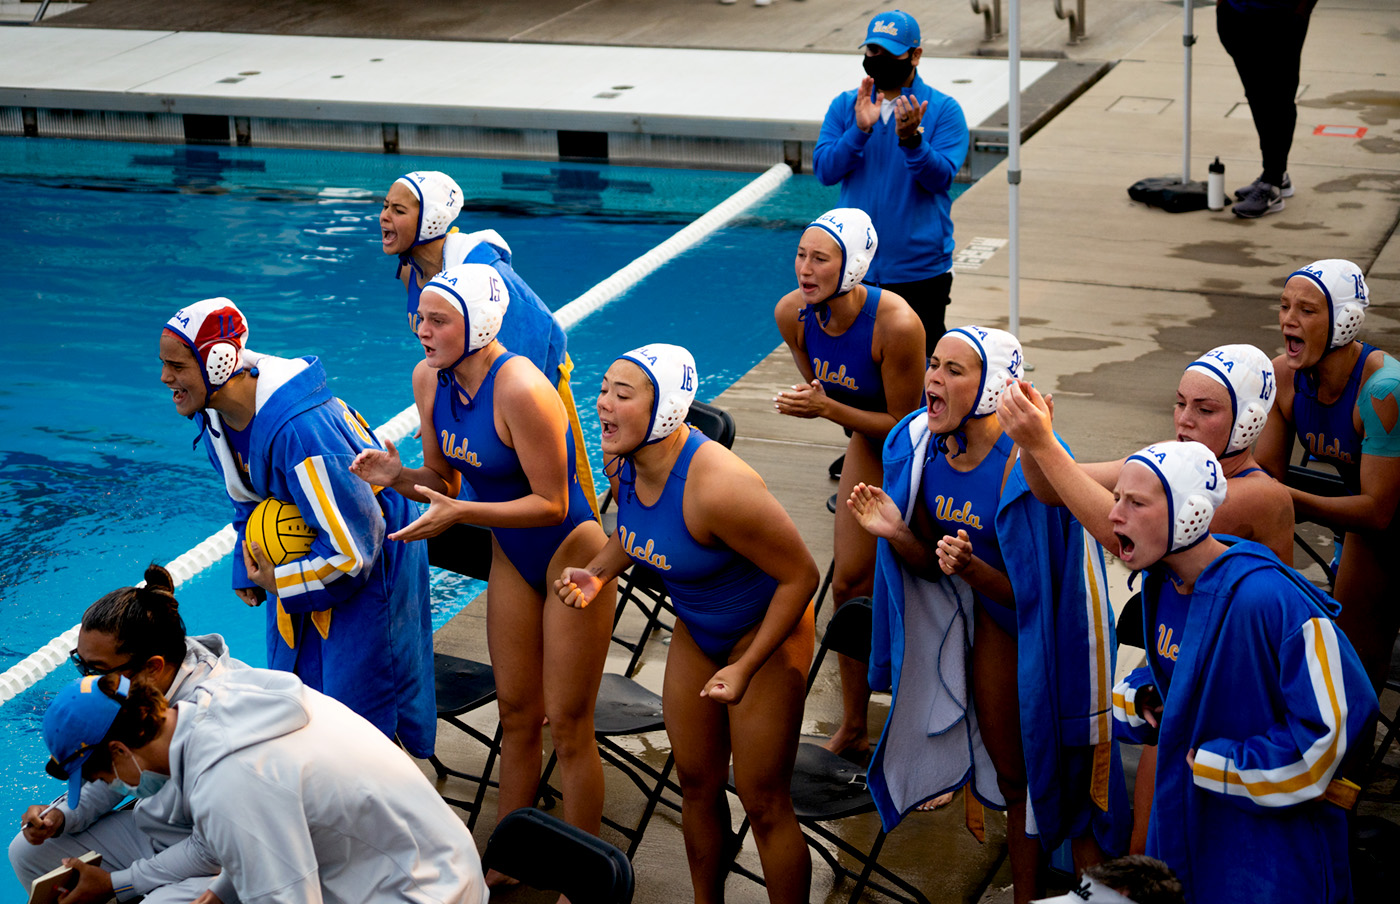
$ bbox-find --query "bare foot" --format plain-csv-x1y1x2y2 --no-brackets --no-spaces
915,791,954,811
485,869,519,888
820,725,871,762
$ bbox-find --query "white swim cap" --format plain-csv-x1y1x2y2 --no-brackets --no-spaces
1124,441,1227,554
1185,344,1276,456
1288,259,1369,350
617,344,697,445
806,208,878,297
394,171,463,246
163,297,251,394
945,325,1025,418
423,264,510,363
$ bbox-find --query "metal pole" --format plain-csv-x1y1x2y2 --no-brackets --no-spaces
1008,0,1021,338
1182,0,1195,182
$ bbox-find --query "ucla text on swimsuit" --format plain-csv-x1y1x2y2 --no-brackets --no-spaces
934,495,984,530
440,430,481,467
619,526,672,570
1304,431,1352,463
812,358,860,391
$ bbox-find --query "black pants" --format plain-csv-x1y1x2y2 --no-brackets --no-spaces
1216,0,1314,187
877,271,953,357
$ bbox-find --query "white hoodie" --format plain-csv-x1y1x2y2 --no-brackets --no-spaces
168,668,483,904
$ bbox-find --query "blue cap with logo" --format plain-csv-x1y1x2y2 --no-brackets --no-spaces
862,10,921,55
43,675,129,808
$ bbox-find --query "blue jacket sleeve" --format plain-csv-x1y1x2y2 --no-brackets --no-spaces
230,500,259,591
812,91,873,186
901,94,968,195
1112,667,1160,745
1191,615,1378,810
868,539,895,693
270,442,386,614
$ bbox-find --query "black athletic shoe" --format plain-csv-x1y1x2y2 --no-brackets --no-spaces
828,454,845,481
1235,171,1293,200
1233,182,1285,218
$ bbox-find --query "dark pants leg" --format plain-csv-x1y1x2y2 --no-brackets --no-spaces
877,272,953,357
1216,1,1314,186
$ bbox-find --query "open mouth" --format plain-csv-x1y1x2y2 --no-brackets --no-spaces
599,419,619,441
1285,335,1305,358
926,392,946,419
1115,532,1136,562
172,388,188,405
381,228,398,248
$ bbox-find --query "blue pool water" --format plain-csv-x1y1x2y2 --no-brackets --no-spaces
0,136,964,894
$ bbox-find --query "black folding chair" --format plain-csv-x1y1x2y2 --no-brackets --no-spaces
425,523,500,830
483,807,634,904
730,598,930,904
1285,458,1348,590
538,673,682,859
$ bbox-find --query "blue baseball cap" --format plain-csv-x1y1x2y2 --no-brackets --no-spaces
43,675,129,808
863,10,921,55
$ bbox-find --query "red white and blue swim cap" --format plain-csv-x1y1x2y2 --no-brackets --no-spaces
163,297,250,396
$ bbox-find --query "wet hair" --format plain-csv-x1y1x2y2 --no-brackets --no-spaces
79,673,170,779
80,564,187,668
1083,856,1184,904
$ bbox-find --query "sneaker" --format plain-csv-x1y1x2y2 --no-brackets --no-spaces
1235,171,1293,200
1233,182,1285,218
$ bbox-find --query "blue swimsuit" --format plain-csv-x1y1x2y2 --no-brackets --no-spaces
802,286,887,413
921,432,1016,634
615,428,779,661
1292,342,1376,492
432,352,594,591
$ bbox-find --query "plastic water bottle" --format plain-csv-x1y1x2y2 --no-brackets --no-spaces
1208,157,1226,211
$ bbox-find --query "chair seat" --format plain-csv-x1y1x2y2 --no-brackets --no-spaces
593,673,665,736
434,652,496,716
789,742,876,821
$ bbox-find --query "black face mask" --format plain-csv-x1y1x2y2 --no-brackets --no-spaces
862,52,914,91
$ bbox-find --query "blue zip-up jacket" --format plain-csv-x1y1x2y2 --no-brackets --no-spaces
1113,541,1378,903
868,412,1129,856
201,354,436,757
813,75,969,284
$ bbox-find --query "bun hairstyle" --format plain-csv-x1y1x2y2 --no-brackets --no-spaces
81,564,187,669
75,674,170,777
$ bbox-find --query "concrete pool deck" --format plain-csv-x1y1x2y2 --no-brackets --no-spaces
5,1,1399,901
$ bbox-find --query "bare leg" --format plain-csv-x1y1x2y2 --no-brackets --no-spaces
663,621,735,904
972,606,1040,904
823,432,881,757
1334,529,1400,692
729,606,815,904
484,541,545,886
541,523,617,834
1129,745,1157,855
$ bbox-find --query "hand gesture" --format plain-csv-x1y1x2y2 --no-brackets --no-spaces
847,483,905,540
242,541,277,596
19,804,64,844
192,892,225,904
388,485,462,542
555,567,603,609
1137,684,1165,730
935,529,973,576
854,76,880,133
55,859,113,904
234,586,265,608
893,94,928,142
701,663,753,705
349,439,403,487
774,379,828,419
997,379,1055,453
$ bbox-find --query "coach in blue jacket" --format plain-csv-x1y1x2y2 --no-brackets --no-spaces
813,9,969,352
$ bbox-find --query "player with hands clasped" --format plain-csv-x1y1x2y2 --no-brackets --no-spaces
556,345,818,904
1255,258,1400,691
774,207,926,760
349,263,613,881
850,327,1128,904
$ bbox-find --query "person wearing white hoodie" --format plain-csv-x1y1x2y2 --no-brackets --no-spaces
11,564,245,904
39,667,484,904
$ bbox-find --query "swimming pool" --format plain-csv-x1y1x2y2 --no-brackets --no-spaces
0,135,851,857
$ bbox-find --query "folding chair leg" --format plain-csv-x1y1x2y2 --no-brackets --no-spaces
812,557,835,622
464,723,503,831
624,751,676,859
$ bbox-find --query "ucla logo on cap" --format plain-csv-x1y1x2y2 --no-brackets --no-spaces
873,21,899,36
863,10,921,52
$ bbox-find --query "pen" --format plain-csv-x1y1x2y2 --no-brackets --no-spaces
21,797,65,829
